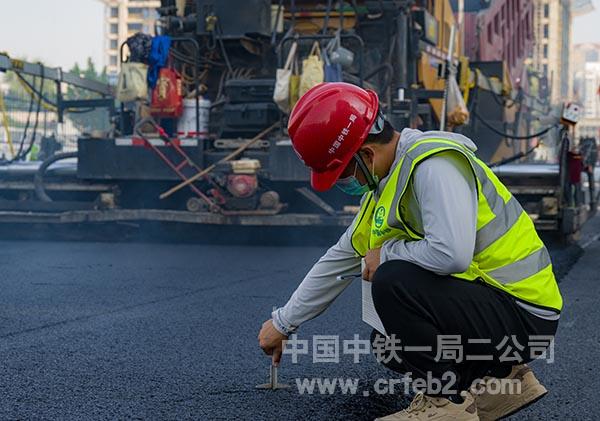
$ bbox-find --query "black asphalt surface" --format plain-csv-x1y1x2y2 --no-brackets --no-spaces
0,227,597,420
514,240,600,420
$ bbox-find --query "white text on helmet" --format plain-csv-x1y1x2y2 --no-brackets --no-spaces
328,114,358,155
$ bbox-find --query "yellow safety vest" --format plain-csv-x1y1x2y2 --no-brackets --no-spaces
351,137,562,312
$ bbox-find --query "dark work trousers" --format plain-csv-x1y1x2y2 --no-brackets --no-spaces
370,260,559,396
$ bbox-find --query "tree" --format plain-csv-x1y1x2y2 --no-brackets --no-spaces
65,57,111,132
1,57,111,135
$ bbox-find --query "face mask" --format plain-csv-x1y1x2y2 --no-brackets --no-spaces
336,175,371,196
335,159,380,196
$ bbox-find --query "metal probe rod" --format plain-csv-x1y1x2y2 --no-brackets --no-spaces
256,306,290,390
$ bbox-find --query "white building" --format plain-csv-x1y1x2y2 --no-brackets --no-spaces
100,0,161,82
531,0,572,103
583,63,600,118
578,62,600,138
572,43,600,139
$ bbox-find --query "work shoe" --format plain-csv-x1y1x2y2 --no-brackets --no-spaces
471,364,547,421
375,391,479,420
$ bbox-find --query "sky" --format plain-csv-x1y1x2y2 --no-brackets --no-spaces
0,0,599,72
572,0,600,44
0,0,104,70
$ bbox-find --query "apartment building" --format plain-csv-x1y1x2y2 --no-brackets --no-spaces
572,43,600,138
459,0,535,85
530,0,571,103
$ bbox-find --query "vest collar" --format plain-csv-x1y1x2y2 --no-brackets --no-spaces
375,128,479,199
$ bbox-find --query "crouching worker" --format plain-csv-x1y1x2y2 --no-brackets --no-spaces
258,83,561,420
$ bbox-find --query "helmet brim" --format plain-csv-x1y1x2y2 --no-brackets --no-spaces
310,164,349,192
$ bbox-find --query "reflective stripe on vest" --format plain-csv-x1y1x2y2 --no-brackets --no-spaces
487,246,552,285
389,140,542,256
351,137,562,312
388,141,527,254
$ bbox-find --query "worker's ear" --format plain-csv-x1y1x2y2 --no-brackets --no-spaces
358,145,376,166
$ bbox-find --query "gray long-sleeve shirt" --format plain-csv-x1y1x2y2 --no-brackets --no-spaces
272,129,558,334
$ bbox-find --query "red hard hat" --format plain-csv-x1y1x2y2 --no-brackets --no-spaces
288,82,379,192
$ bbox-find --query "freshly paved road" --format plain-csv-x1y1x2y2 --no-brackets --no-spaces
513,240,600,420
0,231,596,420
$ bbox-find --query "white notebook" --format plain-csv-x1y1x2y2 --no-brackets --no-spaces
361,259,388,336
361,280,387,335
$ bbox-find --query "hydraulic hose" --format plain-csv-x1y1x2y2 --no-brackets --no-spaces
486,142,540,168
18,68,45,160
472,110,557,140
34,151,78,202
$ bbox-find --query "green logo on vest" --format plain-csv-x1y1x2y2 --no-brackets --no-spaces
374,206,386,228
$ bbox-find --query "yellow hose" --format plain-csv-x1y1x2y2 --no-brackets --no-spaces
15,73,87,115
15,76,57,112
0,89,15,157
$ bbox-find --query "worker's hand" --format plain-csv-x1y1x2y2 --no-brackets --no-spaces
362,247,382,282
258,319,288,366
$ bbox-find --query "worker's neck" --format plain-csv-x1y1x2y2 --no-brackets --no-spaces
380,130,401,177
